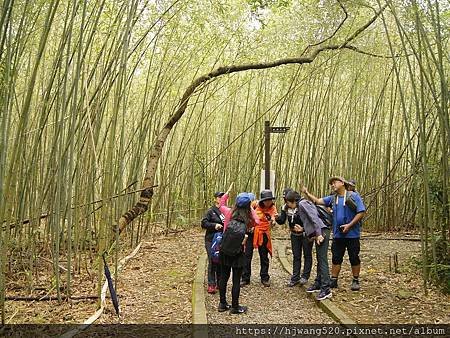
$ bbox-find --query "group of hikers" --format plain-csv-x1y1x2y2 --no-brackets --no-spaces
201,176,366,315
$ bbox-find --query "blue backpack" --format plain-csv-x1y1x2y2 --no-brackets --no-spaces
210,232,223,264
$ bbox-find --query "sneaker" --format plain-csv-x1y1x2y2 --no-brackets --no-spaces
330,278,338,289
240,280,250,287
316,289,332,301
207,285,216,294
230,305,248,314
217,302,231,312
351,279,360,291
261,280,270,287
287,280,299,287
299,277,308,285
306,283,321,293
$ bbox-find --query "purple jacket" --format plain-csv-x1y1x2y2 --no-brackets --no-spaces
297,199,327,237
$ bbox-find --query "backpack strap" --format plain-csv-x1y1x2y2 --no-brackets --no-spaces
333,191,357,212
211,206,224,225
345,191,357,212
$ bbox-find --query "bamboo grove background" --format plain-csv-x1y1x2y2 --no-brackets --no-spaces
0,0,448,321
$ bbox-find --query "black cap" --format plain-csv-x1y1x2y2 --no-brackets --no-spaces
214,191,225,198
259,189,276,202
282,188,293,198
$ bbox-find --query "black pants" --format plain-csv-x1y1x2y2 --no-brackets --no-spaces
290,233,313,282
219,264,243,308
241,232,270,282
331,238,361,266
205,239,220,286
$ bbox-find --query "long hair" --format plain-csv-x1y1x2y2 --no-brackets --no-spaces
231,204,251,226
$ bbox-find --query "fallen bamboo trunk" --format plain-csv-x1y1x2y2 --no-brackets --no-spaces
60,242,142,338
5,295,101,301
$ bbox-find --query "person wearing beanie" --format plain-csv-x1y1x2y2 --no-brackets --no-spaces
241,189,278,287
301,176,366,292
275,188,313,287
218,192,253,314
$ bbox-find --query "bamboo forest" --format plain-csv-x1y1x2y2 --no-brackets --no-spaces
0,0,448,335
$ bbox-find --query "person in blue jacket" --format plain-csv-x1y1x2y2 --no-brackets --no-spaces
301,176,366,291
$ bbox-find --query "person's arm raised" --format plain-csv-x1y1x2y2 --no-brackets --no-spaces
300,186,325,205
225,182,234,195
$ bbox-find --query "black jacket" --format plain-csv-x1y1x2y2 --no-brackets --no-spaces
201,205,225,241
276,203,304,236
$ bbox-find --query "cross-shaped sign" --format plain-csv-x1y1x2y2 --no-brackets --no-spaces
270,126,290,133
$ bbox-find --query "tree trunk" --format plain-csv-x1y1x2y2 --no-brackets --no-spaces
116,5,387,235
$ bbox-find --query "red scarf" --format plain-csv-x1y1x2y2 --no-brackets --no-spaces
253,204,277,256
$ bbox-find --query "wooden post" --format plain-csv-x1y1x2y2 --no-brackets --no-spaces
264,121,271,189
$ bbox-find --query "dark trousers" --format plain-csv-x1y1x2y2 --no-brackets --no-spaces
290,233,313,282
205,239,220,286
219,264,243,308
241,232,270,282
313,228,331,291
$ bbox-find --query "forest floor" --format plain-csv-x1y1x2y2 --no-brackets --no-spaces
205,238,335,324
96,228,202,324
3,226,449,326
3,226,202,325
283,231,450,324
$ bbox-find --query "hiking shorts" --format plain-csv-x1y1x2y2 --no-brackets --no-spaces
331,238,360,266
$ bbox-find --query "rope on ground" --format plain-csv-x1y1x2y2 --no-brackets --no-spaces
60,242,143,338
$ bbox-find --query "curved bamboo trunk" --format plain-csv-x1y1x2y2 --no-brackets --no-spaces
117,5,388,234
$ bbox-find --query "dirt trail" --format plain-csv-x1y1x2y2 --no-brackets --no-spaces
285,236,450,324
205,242,335,324
98,228,204,324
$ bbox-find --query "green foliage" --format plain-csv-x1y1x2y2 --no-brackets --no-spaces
0,0,449,315
409,238,449,294
428,160,447,222
430,235,450,294
247,0,291,11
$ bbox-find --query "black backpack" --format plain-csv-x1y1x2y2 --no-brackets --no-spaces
316,205,332,227
220,220,246,256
